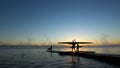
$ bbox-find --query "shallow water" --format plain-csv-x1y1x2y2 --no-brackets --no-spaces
0,46,119,68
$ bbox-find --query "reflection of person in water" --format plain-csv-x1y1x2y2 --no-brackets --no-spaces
71,54,80,68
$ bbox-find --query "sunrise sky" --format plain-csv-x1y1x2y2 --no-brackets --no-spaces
0,0,120,45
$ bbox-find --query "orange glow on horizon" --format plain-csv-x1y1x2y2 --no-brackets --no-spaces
0,38,120,46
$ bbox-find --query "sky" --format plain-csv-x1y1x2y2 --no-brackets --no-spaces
0,0,120,45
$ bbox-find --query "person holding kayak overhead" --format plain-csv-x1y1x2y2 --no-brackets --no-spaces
72,39,76,52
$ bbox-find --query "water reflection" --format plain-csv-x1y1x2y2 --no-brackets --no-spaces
0,46,119,68
70,54,81,68
69,54,119,68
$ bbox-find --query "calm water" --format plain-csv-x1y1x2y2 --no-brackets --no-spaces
0,46,119,68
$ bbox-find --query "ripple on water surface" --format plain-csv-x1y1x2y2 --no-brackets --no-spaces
0,47,119,68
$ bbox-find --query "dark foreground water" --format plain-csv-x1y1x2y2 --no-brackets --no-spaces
0,45,119,68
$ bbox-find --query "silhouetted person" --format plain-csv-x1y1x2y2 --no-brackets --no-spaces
71,39,76,52
76,44,79,52
72,44,75,52
48,45,52,51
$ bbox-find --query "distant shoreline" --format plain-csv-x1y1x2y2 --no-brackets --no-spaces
0,44,119,48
